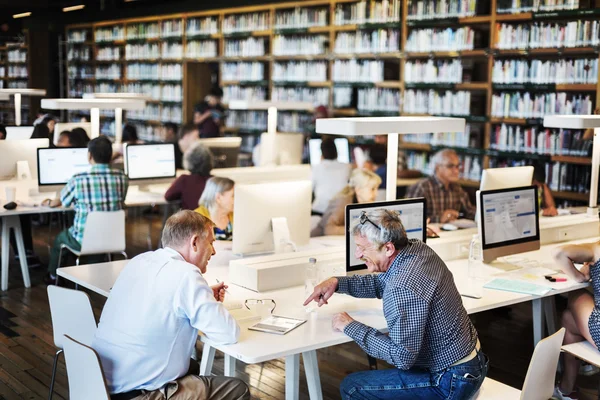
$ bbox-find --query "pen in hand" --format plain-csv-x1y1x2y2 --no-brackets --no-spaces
215,279,231,294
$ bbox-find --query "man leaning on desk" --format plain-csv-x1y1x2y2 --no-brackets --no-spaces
406,148,476,223
93,211,250,400
305,209,488,399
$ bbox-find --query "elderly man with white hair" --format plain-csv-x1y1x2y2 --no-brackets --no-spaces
93,210,250,400
406,149,476,223
304,209,487,399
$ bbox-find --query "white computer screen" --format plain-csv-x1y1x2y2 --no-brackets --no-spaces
481,187,538,246
309,138,350,165
346,199,426,271
38,148,90,185
126,144,176,180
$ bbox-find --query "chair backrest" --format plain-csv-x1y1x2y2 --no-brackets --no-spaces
80,210,126,254
63,335,110,400
520,328,566,400
47,286,97,349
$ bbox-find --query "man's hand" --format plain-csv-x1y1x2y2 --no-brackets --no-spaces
542,206,558,217
580,262,592,282
440,209,459,223
332,312,354,332
303,277,338,307
211,282,227,302
42,198,62,208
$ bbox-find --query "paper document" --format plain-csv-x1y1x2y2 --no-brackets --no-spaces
484,278,552,296
248,315,307,335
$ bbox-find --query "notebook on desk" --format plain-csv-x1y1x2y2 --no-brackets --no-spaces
248,315,306,335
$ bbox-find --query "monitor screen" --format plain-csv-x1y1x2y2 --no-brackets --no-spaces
125,144,176,180
479,185,540,249
309,138,350,165
345,198,427,272
37,148,90,185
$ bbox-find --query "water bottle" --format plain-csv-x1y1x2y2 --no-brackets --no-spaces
468,234,484,298
304,257,318,313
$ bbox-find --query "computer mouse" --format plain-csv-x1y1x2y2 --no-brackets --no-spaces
441,223,458,231
3,202,17,210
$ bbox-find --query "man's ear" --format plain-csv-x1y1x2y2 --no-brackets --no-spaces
190,234,199,252
384,242,396,257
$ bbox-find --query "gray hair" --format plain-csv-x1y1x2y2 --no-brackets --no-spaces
350,209,408,250
161,210,215,248
184,142,214,176
431,149,458,172
338,168,382,198
198,176,235,210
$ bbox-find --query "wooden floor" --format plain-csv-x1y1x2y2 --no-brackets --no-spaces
0,209,598,399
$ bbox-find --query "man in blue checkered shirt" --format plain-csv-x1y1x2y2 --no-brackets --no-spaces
304,209,488,399
43,136,128,284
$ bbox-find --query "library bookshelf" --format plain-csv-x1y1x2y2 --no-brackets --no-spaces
0,33,33,125
65,0,600,204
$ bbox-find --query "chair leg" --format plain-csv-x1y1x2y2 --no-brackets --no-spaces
48,349,63,400
57,248,64,273
75,257,80,266
107,253,111,262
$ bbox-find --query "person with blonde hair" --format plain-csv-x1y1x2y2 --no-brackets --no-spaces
195,177,235,240
311,168,381,237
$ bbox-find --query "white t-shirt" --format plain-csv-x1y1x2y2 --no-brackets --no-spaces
311,160,352,214
93,247,239,393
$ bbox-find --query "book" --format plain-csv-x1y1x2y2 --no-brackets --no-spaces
248,315,307,335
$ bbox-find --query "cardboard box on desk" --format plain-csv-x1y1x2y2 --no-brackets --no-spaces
229,247,346,292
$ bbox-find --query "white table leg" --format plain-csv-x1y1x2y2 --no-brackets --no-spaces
224,354,236,377
386,133,399,201
1,218,9,291
544,296,557,335
14,93,21,126
115,108,123,143
91,107,100,138
285,354,300,400
9,216,30,288
532,298,544,346
302,350,323,400
199,345,216,376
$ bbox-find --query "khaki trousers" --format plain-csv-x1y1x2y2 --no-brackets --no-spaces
131,375,250,400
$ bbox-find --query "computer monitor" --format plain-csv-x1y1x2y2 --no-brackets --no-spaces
233,180,312,255
5,126,34,140
53,122,92,146
345,198,427,272
211,165,311,184
477,185,540,263
0,139,49,180
198,137,242,169
124,143,176,180
37,148,90,191
308,138,351,165
480,166,534,191
259,133,303,166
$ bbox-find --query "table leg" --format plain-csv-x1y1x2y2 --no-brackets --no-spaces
10,216,30,288
532,298,544,346
199,345,215,376
285,354,300,400
1,218,10,291
302,350,323,400
544,296,558,335
14,93,21,126
224,354,236,377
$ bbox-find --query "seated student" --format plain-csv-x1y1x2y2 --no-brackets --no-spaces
42,136,129,284
56,130,72,147
406,149,476,223
113,124,143,161
194,87,225,139
553,242,600,400
364,142,387,189
0,124,6,140
174,123,201,170
165,142,213,210
311,168,381,237
195,177,235,241
532,163,558,217
305,209,487,399
93,210,250,400
31,122,51,141
70,127,90,147
311,137,352,215
163,122,178,143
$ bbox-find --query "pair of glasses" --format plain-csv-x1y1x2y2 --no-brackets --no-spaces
444,163,461,170
359,211,381,231
244,299,277,313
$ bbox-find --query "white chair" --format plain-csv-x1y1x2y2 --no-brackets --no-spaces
62,335,110,400
561,340,600,396
47,286,97,400
57,210,127,268
474,378,521,399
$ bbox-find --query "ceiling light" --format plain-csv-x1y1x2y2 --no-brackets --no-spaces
13,12,32,19
63,4,85,12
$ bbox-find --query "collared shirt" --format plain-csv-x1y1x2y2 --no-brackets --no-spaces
337,239,478,372
93,248,240,394
406,176,476,223
311,160,352,214
60,164,129,243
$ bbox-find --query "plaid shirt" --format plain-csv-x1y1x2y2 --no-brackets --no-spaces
337,239,478,372
406,176,476,223
60,164,128,243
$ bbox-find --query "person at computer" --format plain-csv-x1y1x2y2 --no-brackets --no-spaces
304,209,488,399
173,123,201,170
532,163,558,217
165,142,213,210
93,210,250,400
406,149,476,223
42,136,129,284
311,137,352,215
311,168,381,237
195,177,235,240
56,129,89,148
163,122,179,143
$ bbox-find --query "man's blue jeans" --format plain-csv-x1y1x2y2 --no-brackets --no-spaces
340,351,489,400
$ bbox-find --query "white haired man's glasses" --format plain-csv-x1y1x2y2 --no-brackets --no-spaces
359,211,381,231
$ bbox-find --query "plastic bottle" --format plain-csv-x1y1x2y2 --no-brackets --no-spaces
304,257,318,313
468,234,484,298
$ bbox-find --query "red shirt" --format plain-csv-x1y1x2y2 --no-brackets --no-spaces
164,174,210,210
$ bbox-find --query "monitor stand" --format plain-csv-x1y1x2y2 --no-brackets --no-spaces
136,184,151,192
16,160,31,181
271,217,297,254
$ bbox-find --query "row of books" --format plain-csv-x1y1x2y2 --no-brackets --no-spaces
358,88,400,111
272,35,328,56
332,59,384,82
128,104,160,121
126,23,160,40
490,124,590,156
186,17,219,36
224,38,265,57
68,82,93,97
125,64,183,81
8,81,28,89
496,21,600,50
186,41,218,58
407,0,478,20
67,30,89,43
67,47,91,61
333,0,401,25
404,59,463,83
124,43,184,60
405,151,482,181
221,62,264,81
277,112,313,133
492,58,598,84
497,0,580,14
274,7,329,29
0,67,5,77
403,89,472,116
97,47,121,61
334,30,400,54
271,87,330,105
223,86,267,103
226,110,267,130
491,92,593,118
68,66,93,79
161,20,184,38
95,27,125,42
222,12,270,33
272,61,328,82
8,66,28,78
95,65,121,80
402,127,473,147
406,27,475,52
333,87,353,108
7,49,26,63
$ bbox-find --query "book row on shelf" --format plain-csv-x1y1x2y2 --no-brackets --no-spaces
95,27,125,42
402,128,472,147
333,86,353,108
68,66,93,79
272,61,328,82
223,86,267,102
405,151,482,182
76,82,183,101
225,110,313,133
128,104,182,123
404,59,463,83
274,7,328,29
403,89,471,116
97,47,121,61
495,21,600,50
333,0,401,25
67,30,88,43
221,62,264,81
7,49,26,63
277,112,312,133
492,58,599,85
406,0,477,20
125,63,183,81
67,47,91,61
334,30,400,54
224,37,265,57
405,27,474,52
490,92,593,119
162,20,184,38
186,17,218,36
9,81,29,89
125,43,183,60
0,67,5,77
332,59,385,82
222,12,269,33
126,23,161,40
270,87,330,105
490,124,591,156
272,35,328,56
186,41,217,58
95,65,121,79
496,0,580,14
8,66,27,78
358,87,400,111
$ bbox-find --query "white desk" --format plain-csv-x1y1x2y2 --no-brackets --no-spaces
57,238,593,400
0,88,46,126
